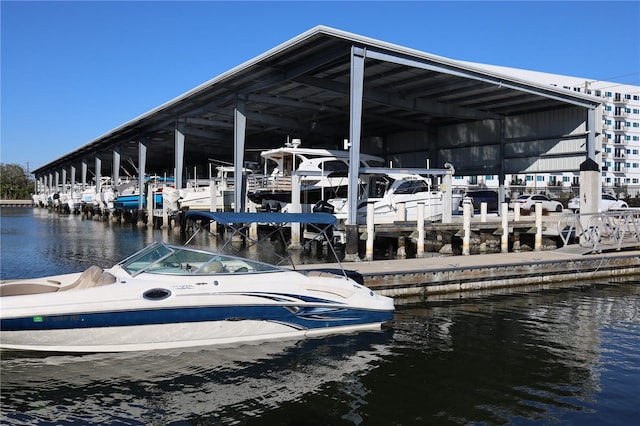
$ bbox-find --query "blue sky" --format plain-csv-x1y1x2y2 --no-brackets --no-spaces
2,1,639,171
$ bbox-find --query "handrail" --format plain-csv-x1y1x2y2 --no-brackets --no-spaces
558,209,640,251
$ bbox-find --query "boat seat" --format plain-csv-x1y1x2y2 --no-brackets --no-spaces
61,266,105,291
0,282,61,297
95,271,117,286
199,261,224,274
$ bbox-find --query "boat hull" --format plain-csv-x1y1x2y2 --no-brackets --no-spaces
248,187,341,207
113,194,164,210
1,318,387,353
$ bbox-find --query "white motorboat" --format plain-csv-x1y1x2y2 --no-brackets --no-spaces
65,190,83,213
162,166,253,213
31,192,48,207
0,212,394,353
329,170,463,224
96,182,117,213
112,176,173,212
77,177,115,213
52,190,82,213
247,140,384,213
80,185,98,211
162,182,213,213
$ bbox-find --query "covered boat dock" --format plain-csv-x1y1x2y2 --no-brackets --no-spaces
31,26,604,259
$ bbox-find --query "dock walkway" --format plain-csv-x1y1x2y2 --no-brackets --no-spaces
298,248,640,304
0,200,33,207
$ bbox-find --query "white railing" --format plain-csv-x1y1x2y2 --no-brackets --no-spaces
558,209,640,251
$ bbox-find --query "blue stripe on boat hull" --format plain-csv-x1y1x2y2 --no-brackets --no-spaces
1,305,393,332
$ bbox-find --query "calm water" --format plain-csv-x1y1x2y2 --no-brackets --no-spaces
2,207,640,425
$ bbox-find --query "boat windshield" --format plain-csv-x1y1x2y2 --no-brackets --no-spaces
119,243,282,276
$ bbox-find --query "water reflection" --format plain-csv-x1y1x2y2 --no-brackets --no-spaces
0,208,339,280
1,332,393,425
1,209,164,279
386,282,640,425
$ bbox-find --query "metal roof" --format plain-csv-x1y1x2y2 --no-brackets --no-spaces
33,25,602,177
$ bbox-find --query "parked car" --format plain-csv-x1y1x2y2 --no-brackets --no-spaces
459,190,508,212
567,194,628,213
509,194,563,212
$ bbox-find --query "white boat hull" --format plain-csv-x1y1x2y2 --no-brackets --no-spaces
162,186,234,213
1,319,382,353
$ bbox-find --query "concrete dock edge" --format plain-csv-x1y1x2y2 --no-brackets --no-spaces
300,249,640,304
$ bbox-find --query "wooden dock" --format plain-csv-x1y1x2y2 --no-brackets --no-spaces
0,199,33,207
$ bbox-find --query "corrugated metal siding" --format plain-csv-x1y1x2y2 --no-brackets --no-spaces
505,107,587,139
435,107,589,174
505,156,585,174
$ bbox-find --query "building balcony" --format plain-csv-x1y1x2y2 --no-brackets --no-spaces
613,96,628,104
613,110,629,118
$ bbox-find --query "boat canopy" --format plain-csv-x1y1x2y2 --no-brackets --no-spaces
184,211,336,225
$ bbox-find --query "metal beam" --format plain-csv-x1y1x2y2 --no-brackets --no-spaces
364,48,600,109
175,123,185,189
186,117,234,129
238,45,349,94
176,46,350,123
181,127,229,141
234,99,247,212
293,74,498,121
246,93,342,114
70,166,76,198
95,157,102,194
348,46,365,226
81,160,87,190
138,140,147,210
113,145,120,187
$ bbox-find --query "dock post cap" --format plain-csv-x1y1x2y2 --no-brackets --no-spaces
579,158,599,172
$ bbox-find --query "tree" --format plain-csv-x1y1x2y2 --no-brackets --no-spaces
0,163,34,199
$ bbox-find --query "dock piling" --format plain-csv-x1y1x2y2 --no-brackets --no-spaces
416,202,425,258
463,199,471,255
501,202,509,253
535,203,542,251
365,201,375,261
480,202,487,222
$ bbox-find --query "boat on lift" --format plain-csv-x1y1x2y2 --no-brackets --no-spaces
0,212,394,353
162,166,255,213
247,139,384,213
113,176,174,211
329,167,463,224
